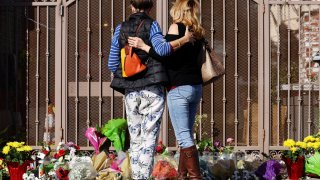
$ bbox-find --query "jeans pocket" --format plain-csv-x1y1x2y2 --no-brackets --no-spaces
177,85,194,100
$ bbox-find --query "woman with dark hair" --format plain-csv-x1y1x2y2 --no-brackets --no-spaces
107,0,193,179
128,0,204,179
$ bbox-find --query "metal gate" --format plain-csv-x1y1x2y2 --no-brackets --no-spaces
266,0,320,156
3,0,320,154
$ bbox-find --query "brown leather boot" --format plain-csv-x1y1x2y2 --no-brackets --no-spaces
180,145,202,180
178,148,188,179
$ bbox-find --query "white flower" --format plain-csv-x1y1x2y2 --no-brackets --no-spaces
57,142,65,151
48,170,56,177
69,147,76,158
23,173,28,180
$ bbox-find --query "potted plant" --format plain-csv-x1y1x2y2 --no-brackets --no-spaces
282,139,306,179
1,142,33,180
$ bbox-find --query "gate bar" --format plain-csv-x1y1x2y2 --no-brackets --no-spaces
99,0,102,126
298,5,302,141
234,0,239,146
199,0,202,141
35,6,40,145
287,4,292,139
86,0,91,146
210,0,215,145
247,0,252,146
26,6,30,144
45,6,50,144
111,0,114,119
223,0,226,146
276,4,281,143
74,0,79,145
307,5,312,136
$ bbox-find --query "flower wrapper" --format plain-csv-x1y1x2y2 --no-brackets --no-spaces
119,152,131,179
305,151,320,177
207,154,236,179
92,151,119,180
101,119,127,152
255,159,282,180
68,162,97,180
152,155,178,179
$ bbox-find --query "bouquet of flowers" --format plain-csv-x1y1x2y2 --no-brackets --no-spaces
197,138,236,179
152,141,178,179
52,142,81,180
68,156,97,180
85,127,107,154
92,151,131,180
152,160,178,180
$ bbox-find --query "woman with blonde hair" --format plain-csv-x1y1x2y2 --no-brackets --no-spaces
128,0,204,179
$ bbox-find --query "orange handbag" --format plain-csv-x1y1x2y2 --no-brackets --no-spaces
121,20,147,78
121,44,147,78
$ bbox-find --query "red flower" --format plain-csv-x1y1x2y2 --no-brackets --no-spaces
109,153,116,160
155,141,166,154
58,149,65,156
56,167,69,180
43,150,49,156
156,146,163,153
54,149,65,159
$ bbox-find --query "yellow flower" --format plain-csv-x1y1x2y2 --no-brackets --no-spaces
300,142,307,149
23,146,32,151
284,139,296,148
314,142,320,149
6,141,23,148
16,148,24,152
290,147,297,153
307,142,314,148
2,146,10,155
0,159,3,166
296,141,307,149
304,136,314,143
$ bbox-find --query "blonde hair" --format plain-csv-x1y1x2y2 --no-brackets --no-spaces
170,0,205,39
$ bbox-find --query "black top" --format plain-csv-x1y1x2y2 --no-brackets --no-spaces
110,12,169,94
150,23,202,86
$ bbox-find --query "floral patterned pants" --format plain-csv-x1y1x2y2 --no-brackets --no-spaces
125,85,165,179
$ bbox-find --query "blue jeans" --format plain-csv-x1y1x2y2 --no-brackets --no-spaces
167,84,202,148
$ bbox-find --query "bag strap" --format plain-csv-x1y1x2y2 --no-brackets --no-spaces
135,19,146,36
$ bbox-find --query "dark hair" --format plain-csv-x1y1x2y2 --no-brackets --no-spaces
130,0,153,10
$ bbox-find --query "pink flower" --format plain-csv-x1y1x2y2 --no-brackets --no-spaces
227,138,234,144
